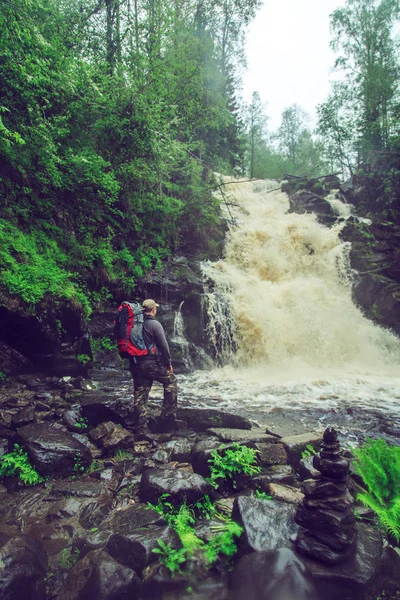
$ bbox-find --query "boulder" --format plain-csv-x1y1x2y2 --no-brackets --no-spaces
288,190,336,217
232,495,298,554
207,428,279,444
81,393,136,429
280,433,323,472
104,503,180,572
89,421,134,453
17,422,92,477
0,341,33,376
177,408,251,432
140,467,212,506
229,548,320,600
61,549,140,600
0,534,48,600
301,523,383,600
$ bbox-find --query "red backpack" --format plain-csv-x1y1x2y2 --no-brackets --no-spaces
114,302,149,359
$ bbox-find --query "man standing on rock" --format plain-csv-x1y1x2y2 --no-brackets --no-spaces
130,299,178,437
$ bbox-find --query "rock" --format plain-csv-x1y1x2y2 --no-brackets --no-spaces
47,497,82,520
142,563,189,600
207,428,278,444
104,503,180,572
288,190,335,217
11,406,36,428
191,440,223,478
0,534,48,600
79,501,110,530
250,465,295,489
16,422,92,477
81,393,136,429
0,340,33,376
61,549,141,600
49,479,104,498
89,421,134,453
301,523,383,600
74,530,114,558
177,408,251,432
255,443,288,467
295,427,356,564
0,438,9,457
267,483,304,504
169,439,193,463
229,548,320,600
140,467,212,506
232,495,298,554
280,433,323,471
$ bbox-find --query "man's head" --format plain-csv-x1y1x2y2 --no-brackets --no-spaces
142,299,159,315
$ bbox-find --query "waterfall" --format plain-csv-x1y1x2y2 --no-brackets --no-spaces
202,178,400,374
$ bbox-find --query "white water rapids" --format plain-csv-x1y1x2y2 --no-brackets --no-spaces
175,178,400,423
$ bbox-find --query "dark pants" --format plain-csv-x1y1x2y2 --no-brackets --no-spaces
129,359,177,432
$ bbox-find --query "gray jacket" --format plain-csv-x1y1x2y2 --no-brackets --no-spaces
143,315,171,367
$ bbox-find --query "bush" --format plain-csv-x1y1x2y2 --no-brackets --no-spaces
353,438,400,541
0,444,43,485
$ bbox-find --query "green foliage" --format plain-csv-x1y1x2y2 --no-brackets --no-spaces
254,489,272,501
152,540,187,576
74,417,88,430
301,444,317,460
0,372,6,382
0,444,43,486
353,438,400,541
72,453,85,476
113,449,133,461
76,354,91,365
207,443,262,489
149,493,243,575
59,547,80,569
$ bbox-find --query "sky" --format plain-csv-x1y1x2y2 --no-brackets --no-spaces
242,0,346,132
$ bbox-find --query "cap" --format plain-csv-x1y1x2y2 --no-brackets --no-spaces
142,299,160,311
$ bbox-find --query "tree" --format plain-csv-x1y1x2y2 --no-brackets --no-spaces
246,91,269,178
276,104,308,171
330,0,400,157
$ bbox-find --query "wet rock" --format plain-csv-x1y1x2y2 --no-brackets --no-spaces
295,427,356,565
49,479,104,498
62,409,88,432
74,530,113,558
207,428,278,444
229,548,320,600
249,465,295,489
302,523,383,600
81,393,136,429
61,549,141,600
0,437,9,456
168,439,193,463
255,442,288,467
142,563,189,600
190,440,222,478
79,501,110,530
11,406,35,428
89,421,134,453
0,534,48,600
104,503,180,572
47,498,82,521
16,422,92,477
140,467,213,506
288,190,335,217
232,495,298,554
267,483,304,504
280,432,323,471
177,408,251,432
0,340,33,376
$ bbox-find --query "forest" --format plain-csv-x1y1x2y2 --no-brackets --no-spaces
1,0,399,318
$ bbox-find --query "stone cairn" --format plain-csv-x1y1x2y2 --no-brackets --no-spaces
294,427,356,565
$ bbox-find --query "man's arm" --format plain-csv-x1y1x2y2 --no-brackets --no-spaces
151,321,172,368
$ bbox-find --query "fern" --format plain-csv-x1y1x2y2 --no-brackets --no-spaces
353,438,400,541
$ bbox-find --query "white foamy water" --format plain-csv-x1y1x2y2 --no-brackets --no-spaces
179,178,400,419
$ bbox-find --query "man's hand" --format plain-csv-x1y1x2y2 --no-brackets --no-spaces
168,364,173,373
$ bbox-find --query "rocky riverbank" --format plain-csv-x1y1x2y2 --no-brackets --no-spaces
1,367,400,600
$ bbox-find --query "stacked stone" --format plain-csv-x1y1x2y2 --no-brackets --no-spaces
294,427,356,565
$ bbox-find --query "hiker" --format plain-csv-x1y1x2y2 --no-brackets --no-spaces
129,299,178,436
